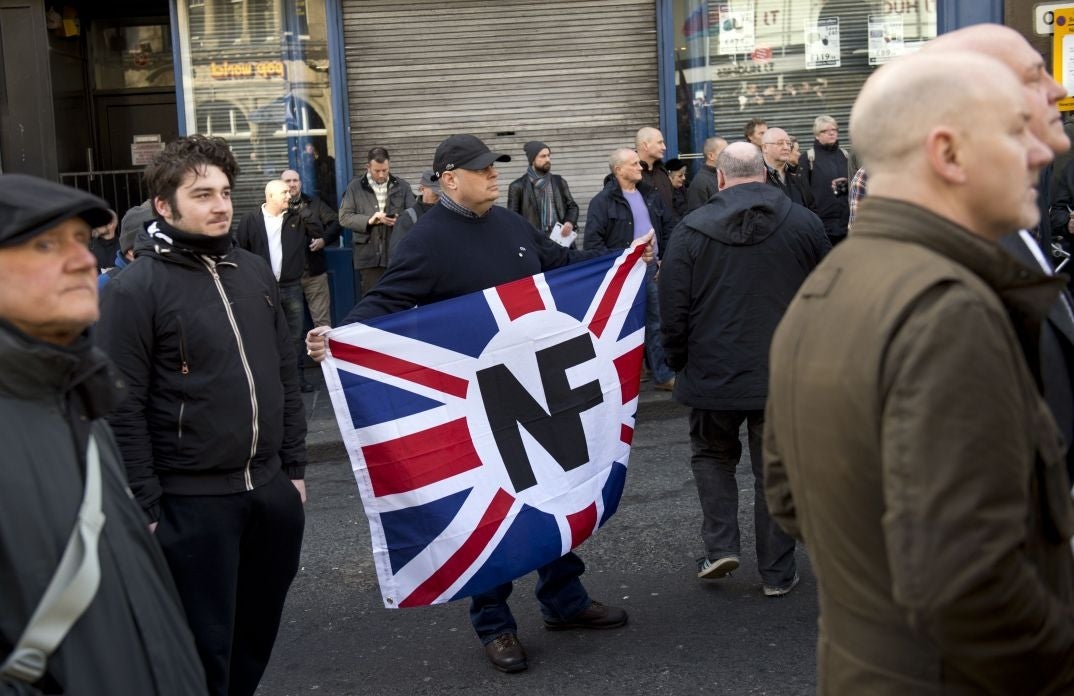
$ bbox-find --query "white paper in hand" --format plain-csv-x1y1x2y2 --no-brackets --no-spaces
549,222,577,248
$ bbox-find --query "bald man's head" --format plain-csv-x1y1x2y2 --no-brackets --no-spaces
264,179,291,215
761,127,791,168
281,169,301,198
703,136,729,164
716,141,766,191
635,127,666,164
928,23,1069,154
851,50,1050,240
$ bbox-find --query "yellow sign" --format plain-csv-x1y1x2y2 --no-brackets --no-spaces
209,61,286,80
1053,7,1074,111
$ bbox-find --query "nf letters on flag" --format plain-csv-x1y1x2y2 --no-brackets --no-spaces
323,243,648,608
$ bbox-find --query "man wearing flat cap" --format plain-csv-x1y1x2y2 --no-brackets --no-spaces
0,174,206,694
507,141,579,244
306,133,646,675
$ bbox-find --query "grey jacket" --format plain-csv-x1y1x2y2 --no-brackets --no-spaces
338,173,415,269
0,322,206,695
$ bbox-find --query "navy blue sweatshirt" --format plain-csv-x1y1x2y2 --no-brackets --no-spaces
342,202,600,324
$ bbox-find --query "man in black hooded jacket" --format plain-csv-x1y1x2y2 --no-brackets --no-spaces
659,142,829,595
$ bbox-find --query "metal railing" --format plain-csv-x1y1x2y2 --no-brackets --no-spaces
59,169,147,216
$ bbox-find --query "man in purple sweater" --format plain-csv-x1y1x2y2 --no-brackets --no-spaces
307,135,650,674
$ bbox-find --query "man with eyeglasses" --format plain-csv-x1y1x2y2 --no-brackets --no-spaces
800,115,851,245
761,127,812,209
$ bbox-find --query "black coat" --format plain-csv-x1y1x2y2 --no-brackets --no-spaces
659,182,830,410
235,205,323,284
296,193,342,276
765,164,814,210
800,140,850,237
641,159,676,221
583,179,674,259
507,173,580,233
0,323,206,695
1000,231,1074,480
97,227,307,522
686,164,718,212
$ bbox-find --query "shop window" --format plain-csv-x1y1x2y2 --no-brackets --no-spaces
175,0,337,221
92,21,175,90
672,0,936,162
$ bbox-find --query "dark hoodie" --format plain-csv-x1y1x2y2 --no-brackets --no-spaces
658,182,830,410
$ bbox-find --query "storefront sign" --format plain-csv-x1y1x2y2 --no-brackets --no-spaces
130,134,164,166
1052,7,1074,110
716,3,757,56
209,60,286,80
868,15,904,66
804,17,840,69
1037,2,1074,35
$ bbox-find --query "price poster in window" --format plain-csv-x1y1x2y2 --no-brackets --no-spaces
868,15,904,66
717,3,757,56
805,17,841,69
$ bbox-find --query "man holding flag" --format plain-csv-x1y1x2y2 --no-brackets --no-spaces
307,134,651,674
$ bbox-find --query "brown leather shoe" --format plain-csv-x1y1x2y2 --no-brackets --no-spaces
544,600,629,631
484,633,527,673
654,377,675,391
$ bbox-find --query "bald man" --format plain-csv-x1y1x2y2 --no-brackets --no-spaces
761,127,811,208
660,142,828,593
635,126,675,217
686,136,728,212
236,178,325,392
764,51,1074,694
928,24,1074,482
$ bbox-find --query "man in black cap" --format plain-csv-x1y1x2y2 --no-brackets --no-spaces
507,141,579,245
0,174,207,695
306,134,644,674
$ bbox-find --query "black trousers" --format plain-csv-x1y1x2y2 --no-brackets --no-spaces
155,470,305,696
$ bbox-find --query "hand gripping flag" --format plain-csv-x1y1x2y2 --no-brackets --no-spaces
322,242,648,608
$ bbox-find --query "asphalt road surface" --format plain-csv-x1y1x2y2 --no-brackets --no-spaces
257,393,818,696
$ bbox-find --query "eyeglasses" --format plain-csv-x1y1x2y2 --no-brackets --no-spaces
764,140,791,147
818,128,838,134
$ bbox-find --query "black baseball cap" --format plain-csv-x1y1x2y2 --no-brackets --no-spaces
431,135,510,181
0,174,113,248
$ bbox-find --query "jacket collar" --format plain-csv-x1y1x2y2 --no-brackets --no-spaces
361,174,398,192
854,197,1064,322
0,320,121,416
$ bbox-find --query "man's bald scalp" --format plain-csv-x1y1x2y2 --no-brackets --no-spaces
717,141,765,179
635,127,660,148
265,179,288,197
850,52,1016,173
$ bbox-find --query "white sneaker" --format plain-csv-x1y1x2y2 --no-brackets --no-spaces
763,572,800,597
697,555,739,579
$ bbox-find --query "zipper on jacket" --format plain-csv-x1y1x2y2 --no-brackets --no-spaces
200,256,259,491
177,401,185,439
178,316,190,375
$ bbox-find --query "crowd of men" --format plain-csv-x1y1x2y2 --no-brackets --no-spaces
6,20,1074,696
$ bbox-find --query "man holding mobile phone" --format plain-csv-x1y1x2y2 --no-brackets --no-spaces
338,146,416,296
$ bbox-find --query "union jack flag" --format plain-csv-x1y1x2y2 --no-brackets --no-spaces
322,242,649,608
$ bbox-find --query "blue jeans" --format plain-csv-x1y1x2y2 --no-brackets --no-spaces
469,552,590,644
278,282,306,379
688,408,796,586
646,265,675,384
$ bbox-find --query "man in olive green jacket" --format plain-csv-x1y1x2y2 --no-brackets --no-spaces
764,51,1074,694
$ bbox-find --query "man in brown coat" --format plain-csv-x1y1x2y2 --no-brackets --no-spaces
763,50,1074,694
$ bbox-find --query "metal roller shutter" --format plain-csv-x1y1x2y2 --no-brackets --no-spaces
340,0,659,232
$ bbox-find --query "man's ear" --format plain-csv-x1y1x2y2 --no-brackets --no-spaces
717,169,727,191
924,127,967,185
153,196,171,220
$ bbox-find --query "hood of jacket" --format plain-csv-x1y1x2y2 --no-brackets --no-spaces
682,181,792,246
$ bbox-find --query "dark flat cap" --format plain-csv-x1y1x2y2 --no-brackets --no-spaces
0,174,113,248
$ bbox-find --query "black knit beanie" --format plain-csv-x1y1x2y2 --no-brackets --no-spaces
524,141,549,164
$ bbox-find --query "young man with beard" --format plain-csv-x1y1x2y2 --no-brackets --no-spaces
97,135,307,696
507,141,579,244
281,168,341,329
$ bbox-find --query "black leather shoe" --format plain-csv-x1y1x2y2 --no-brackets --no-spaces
544,600,629,631
484,633,527,673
